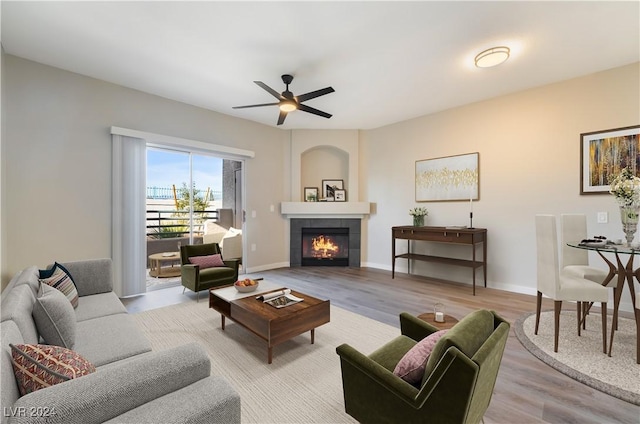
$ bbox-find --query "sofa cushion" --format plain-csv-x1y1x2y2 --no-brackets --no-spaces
393,329,448,385
0,284,39,344
423,309,495,381
74,292,127,322
32,283,77,348
3,266,40,296
189,254,226,269
39,263,79,308
198,266,236,283
74,313,152,367
10,343,96,396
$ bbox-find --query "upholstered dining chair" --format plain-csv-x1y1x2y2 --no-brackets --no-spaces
535,214,610,353
560,214,613,285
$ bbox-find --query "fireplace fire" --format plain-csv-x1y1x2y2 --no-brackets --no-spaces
301,228,349,266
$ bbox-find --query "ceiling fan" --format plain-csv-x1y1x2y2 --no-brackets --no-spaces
233,74,335,125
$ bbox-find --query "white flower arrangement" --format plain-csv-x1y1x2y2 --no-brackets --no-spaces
409,206,429,217
609,167,640,207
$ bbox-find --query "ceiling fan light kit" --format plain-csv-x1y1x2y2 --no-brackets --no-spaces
474,46,510,68
233,74,335,125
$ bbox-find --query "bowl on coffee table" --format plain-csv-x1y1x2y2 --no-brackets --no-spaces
234,279,259,293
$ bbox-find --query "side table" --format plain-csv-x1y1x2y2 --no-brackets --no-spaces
416,312,459,330
148,252,181,278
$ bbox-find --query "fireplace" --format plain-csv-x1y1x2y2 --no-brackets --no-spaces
290,218,361,267
301,228,349,266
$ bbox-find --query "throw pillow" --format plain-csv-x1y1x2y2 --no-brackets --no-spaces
32,283,77,348
10,343,96,396
39,263,79,308
393,329,449,385
189,254,226,269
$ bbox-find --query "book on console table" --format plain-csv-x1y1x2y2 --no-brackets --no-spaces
445,225,468,229
256,289,304,308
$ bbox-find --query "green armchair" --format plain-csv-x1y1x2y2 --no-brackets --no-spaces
336,310,510,424
180,243,239,301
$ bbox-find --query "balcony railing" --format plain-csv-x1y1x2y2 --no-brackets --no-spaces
146,209,219,238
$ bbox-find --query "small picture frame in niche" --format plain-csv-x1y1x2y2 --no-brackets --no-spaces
304,187,318,202
334,189,346,202
322,179,344,201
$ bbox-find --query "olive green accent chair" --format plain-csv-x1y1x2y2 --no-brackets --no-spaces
336,309,510,424
180,243,239,301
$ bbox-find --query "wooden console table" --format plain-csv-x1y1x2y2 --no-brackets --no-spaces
392,226,487,295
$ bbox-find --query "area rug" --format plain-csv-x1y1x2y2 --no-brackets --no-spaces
515,310,639,405
133,301,400,423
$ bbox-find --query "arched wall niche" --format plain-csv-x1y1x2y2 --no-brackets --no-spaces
290,130,359,202
301,145,348,199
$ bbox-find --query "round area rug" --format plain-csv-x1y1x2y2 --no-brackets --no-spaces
515,310,639,406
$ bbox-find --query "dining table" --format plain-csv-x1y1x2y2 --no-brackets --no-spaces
567,241,639,357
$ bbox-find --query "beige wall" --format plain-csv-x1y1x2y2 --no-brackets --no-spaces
2,53,639,311
362,63,639,308
1,55,289,288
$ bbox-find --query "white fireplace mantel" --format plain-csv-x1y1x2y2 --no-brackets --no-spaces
281,202,371,218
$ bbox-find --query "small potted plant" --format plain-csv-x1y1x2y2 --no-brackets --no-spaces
409,206,428,227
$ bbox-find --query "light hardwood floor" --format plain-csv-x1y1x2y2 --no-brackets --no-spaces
122,267,639,424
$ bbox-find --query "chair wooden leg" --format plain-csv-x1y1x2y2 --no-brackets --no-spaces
535,291,543,335
554,300,562,352
576,302,582,337
601,302,607,354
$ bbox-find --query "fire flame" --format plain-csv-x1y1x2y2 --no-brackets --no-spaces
311,235,339,258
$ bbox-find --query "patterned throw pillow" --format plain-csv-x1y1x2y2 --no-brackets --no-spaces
39,263,79,308
393,329,449,385
10,344,96,396
189,254,226,269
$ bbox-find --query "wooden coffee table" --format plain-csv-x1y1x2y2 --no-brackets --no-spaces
209,280,330,364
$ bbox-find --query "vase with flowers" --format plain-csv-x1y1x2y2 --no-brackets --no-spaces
609,167,640,244
409,206,428,227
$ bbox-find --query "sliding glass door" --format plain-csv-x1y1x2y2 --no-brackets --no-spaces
145,148,227,289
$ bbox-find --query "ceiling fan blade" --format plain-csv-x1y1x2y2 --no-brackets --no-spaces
298,104,332,119
232,102,279,109
296,87,335,102
277,110,288,126
254,81,282,99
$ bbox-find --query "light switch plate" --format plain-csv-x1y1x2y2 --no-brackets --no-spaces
597,212,608,224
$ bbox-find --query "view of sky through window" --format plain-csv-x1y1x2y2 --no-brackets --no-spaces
146,149,223,199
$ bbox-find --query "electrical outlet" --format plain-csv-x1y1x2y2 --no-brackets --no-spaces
597,212,608,224
251,210,257,218
251,243,256,252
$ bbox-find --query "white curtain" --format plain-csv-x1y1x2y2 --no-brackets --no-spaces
112,134,147,297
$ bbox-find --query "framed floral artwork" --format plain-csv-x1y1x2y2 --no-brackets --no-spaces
580,125,640,194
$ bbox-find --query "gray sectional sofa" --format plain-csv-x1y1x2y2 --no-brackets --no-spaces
1,258,240,424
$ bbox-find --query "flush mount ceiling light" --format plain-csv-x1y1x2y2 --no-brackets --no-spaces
474,46,510,68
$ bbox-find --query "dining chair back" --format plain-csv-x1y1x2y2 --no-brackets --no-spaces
535,214,610,353
560,213,611,285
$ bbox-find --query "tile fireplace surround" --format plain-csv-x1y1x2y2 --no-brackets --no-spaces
290,218,361,267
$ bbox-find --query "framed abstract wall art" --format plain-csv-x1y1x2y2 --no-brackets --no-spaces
415,152,479,202
322,179,344,201
580,125,640,194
